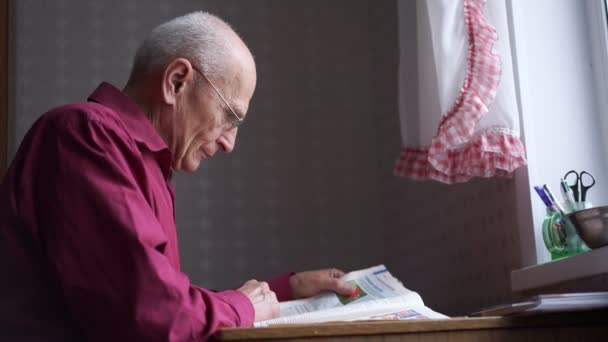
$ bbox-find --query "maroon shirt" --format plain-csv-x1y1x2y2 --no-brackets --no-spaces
0,83,291,341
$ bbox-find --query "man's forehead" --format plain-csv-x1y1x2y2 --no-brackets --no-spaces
227,71,255,115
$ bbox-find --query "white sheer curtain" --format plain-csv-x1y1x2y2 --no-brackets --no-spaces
394,0,527,183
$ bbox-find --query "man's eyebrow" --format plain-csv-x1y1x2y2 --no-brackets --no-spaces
231,105,246,119
218,98,244,119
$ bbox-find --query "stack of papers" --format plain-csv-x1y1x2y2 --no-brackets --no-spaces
471,292,608,317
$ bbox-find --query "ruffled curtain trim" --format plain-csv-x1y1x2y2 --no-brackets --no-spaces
394,0,527,183
394,130,527,183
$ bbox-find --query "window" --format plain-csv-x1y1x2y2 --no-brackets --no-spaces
508,0,608,293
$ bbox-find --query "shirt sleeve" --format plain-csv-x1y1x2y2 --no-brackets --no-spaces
266,272,294,302
35,115,253,341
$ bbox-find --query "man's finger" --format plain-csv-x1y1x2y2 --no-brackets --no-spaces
326,277,355,296
260,281,270,291
329,269,345,278
266,290,278,302
336,280,356,296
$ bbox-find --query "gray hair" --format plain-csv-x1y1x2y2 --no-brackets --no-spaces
129,11,239,81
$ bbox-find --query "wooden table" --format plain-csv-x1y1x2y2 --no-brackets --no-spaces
216,310,608,341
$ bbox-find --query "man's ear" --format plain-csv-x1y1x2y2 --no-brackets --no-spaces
161,58,194,105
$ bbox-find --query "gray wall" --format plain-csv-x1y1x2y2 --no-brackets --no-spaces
11,0,524,316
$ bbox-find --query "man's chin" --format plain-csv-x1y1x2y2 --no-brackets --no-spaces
182,161,201,173
172,157,201,173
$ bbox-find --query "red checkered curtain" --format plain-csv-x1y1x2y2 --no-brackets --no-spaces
393,0,527,183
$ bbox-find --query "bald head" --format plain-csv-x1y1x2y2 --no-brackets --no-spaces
128,11,255,85
123,12,257,173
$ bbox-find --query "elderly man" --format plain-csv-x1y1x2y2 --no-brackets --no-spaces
0,12,354,341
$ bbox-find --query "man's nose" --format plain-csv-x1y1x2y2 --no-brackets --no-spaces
218,128,237,153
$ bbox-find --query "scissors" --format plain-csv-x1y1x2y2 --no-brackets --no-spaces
563,170,596,202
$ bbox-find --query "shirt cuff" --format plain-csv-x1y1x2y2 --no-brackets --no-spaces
214,290,255,327
266,272,294,302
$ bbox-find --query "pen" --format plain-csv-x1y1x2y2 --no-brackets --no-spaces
534,186,554,209
534,185,567,233
542,184,566,215
560,178,576,209
534,185,563,215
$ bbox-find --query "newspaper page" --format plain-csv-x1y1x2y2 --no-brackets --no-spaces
365,306,448,321
255,265,447,327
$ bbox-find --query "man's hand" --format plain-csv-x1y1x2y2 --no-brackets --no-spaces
237,280,280,322
290,268,356,299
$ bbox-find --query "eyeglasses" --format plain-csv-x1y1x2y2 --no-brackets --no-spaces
192,65,244,129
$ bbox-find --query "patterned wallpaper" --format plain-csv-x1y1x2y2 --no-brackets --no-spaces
11,0,524,316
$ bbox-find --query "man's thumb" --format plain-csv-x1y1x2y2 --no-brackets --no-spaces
333,279,356,296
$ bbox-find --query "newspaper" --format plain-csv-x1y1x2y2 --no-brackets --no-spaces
255,265,448,327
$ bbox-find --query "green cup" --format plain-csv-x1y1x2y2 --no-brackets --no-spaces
542,207,590,260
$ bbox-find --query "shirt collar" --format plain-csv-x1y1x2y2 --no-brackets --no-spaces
87,82,168,153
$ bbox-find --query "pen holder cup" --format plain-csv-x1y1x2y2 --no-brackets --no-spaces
542,203,591,260
562,200,594,212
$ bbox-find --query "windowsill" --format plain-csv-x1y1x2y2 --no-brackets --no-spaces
511,246,608,293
